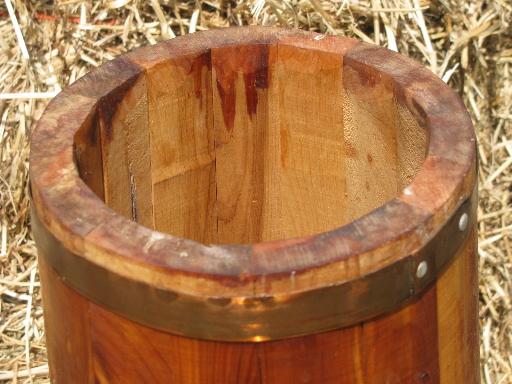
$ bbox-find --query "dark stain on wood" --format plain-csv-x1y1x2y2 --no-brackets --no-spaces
243,45,270,117
86,113,100,146
67,56,142,144
213,44,271,133
99,72,140,142
411,97,428,127
73,111,105,201
191,52,212,99
216,72,237,134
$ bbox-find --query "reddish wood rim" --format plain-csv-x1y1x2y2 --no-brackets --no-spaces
31,189,475,341
30,26,477,300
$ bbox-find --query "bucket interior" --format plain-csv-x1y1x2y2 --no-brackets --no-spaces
73,43,427,245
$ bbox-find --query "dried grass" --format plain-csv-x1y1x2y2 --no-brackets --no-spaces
0,0,510,383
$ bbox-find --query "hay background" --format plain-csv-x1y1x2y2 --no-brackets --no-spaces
0,0,510,382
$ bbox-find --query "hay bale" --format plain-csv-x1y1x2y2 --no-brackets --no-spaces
0,1,510,382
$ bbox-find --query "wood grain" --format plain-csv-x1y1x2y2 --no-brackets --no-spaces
436,229,479,383
342,61,399,221
39,246,477,383
74,110,105,201
212,44,276,243
362,283,440,383
37,254,93,383
260,326,364,384
30,27,478,384
275,45,347,238
146,51,216,243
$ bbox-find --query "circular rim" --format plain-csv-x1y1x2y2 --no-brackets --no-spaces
30,26,476,300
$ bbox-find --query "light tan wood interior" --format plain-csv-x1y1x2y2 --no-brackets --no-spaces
74,44,427,245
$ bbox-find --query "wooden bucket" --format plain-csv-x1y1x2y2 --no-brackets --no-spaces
30,27,478,383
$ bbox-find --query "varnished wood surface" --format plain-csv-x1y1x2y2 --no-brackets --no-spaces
30,27,478,383
38,230,478,383
437,230,479,382
30,27,476,298
30,27,476,297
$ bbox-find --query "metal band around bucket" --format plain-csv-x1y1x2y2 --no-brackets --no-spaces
31,188,476,342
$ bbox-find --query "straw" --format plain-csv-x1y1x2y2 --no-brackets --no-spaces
0,1,510,383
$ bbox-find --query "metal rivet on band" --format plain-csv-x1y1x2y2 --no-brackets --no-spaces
416,261,428,279
458,212,469,232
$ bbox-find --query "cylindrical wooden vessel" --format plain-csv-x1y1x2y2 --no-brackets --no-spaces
30,27,478,383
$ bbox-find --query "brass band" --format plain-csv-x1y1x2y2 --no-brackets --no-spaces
31,189,475,342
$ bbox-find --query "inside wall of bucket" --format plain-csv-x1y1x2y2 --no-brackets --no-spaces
73,43,427,245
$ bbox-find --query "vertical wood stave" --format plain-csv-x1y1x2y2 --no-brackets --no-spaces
31,28,478,384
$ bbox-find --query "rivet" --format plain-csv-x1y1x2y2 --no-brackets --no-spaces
416,261,428,279
458,212,469,232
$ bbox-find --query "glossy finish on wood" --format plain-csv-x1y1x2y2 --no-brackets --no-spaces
30,27,478,383
30,190,475,341
36,232,477,383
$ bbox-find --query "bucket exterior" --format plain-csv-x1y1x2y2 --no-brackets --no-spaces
30,27,478,383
